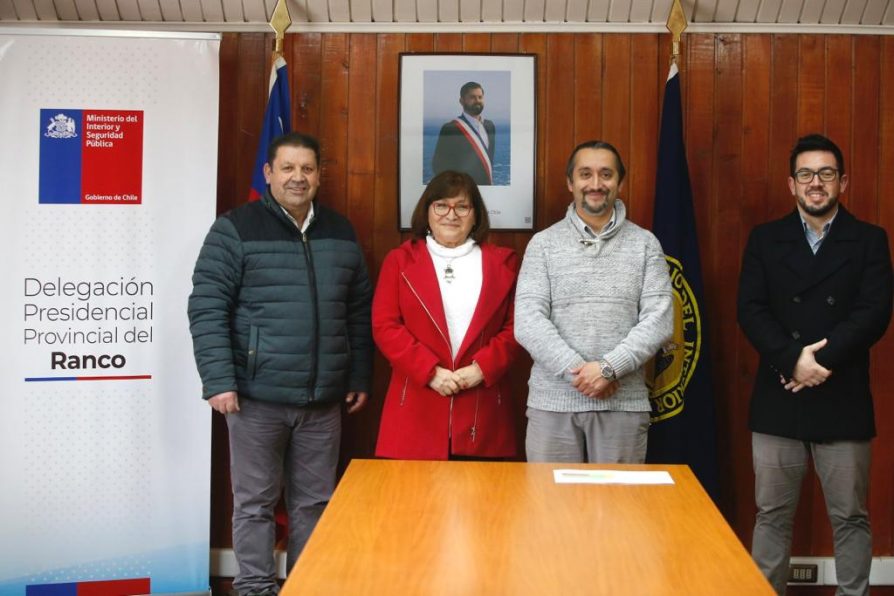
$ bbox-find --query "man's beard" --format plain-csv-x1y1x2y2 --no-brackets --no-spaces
798,194,838,217
465,104,483,116
581,193,611,216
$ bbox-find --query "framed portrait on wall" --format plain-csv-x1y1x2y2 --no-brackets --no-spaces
398,53,537,230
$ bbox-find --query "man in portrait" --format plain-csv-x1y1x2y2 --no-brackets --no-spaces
431,81,496,186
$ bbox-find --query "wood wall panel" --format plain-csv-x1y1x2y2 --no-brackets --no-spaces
434,32,462,51
519,33,549,230
291,33,323,136
769,35,799,218
628,34,659,227
877,36,894,555
462,31,491,52
572,34,603,146
715,30,750,546
372,33,404,271
544,33,575,228
798,34,826,134
733,34,770,539
851,36,881,223
214,31,894,576
319,34,349,215
826,35,853,170
491,32,519,53
405,32,434,52
343,33,381,455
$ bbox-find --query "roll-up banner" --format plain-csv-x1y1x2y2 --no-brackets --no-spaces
0,29,219,595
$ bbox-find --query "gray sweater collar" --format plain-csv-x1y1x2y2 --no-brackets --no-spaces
565,200,627,241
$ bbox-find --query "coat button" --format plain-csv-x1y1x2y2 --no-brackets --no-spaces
249,349,255,355
792,330,801,340
826,296,836,306
792,296,802,303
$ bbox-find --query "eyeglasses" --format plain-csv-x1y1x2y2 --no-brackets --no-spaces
793,168,839,184
431,202,472,217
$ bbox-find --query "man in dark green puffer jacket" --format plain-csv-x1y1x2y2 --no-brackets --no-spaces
188,133,372,595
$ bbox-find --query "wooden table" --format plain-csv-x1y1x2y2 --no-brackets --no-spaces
283,460,772,595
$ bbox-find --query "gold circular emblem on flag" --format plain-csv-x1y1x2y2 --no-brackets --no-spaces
646,255,701,423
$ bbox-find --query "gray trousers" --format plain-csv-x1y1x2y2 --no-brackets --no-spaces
227,398,341,595
751,432,871,596
525,407,649,463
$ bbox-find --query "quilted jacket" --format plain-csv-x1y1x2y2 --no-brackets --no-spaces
188,191,373,406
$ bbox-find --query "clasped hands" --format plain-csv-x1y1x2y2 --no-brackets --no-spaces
570,361,619,399
780,338,832,393
428,363,485,397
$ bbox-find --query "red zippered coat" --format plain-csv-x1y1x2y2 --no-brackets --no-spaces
373,239,521,459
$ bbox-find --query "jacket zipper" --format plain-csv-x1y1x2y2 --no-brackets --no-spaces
400,376,409,406
470,332,486,441
302,232,320,400
401,273,455,439
471,388,480,442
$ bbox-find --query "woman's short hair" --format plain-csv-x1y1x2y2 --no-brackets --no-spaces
409,170,491,243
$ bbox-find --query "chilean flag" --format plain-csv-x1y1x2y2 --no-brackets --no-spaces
248,56,291,201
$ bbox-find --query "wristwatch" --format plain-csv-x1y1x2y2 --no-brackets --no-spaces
598,360,616,381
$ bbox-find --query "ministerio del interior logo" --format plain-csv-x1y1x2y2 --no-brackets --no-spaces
38,108,144,205
646,255,702,423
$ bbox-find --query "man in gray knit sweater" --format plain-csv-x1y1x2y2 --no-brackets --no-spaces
515,140,673,463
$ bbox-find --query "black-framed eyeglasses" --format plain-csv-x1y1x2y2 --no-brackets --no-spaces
431,202,472,217
793,168,839,184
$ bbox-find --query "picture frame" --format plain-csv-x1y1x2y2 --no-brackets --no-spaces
398,53,537,231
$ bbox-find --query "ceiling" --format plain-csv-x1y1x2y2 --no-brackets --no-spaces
2,0,893,32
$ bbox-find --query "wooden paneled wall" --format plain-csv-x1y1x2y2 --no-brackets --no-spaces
214,31,894,564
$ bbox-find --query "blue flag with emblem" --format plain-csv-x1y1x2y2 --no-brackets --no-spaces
249,55,291,201
645,61,719,499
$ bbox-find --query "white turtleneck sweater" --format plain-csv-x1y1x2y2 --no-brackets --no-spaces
426,235,483,360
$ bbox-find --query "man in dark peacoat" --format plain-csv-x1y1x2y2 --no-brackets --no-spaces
737,134,892,595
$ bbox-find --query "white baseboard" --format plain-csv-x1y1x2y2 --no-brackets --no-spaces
210,549,288,579
208,549,894,585
789,556,894,586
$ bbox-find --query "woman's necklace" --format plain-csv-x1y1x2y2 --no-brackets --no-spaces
426,236,476,284
443,258,456,283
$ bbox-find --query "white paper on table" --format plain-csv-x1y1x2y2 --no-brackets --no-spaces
553,469,675,485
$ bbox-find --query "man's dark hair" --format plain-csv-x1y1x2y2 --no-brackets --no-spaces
789,133,845,177
410,170,491,244
267,132,321,168
460,82,483,98
565,140,627,183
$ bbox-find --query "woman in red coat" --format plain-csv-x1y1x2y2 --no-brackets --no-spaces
374,171,521,460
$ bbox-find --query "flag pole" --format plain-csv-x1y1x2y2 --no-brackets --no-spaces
270,0,292,58
666,0,688,65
